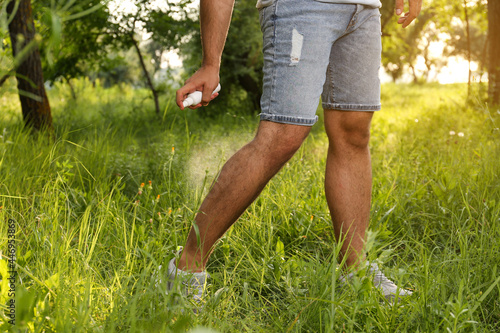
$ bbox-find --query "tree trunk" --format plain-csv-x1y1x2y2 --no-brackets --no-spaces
488,0,500,104
489,0,500,105
130,34,160,115
7,0,52,131
409,63,419,84
464,0,472,97
65,76,77,100
480,36,488,84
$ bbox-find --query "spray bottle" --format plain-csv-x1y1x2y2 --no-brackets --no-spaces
182,84,221,108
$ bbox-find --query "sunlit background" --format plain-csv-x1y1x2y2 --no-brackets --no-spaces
108,0,482,84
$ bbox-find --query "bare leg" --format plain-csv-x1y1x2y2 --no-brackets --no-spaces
324,110,374,268
178,121,311,272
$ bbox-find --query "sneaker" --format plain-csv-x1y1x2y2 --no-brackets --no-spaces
339,262,413,302
166,247,210,305
368,263,412,301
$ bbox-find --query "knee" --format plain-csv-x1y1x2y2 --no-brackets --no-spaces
341,126,371,150
253,122,310,162
274,132,305,158
327,115,372,151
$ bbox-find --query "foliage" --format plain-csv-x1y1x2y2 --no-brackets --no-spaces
381,0,488,83
2,0,196,93
0,81,499,331
381,0,438,82
442,1,488,75
0,0,45,90
106,0,194,48
104,0,197,114
33,0,111,83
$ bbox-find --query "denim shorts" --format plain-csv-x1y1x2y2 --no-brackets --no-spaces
259,0,382,126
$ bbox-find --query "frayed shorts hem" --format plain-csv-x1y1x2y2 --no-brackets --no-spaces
259,113,318,126
322,103,381,111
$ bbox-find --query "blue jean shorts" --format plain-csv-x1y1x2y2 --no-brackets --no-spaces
259,0,382,126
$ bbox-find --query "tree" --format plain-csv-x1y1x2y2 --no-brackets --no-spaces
437,1,488,95
7,0,52,131
489,0,500,104
34,0,112,99
381,4,436,83
443,7,488,82
107,0,196,115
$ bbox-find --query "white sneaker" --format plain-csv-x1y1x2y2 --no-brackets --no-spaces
165,247,210,305
368,263,412,301
339,262,413,302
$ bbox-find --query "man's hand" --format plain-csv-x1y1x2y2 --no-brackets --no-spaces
175,0,234,110
395,0,422,28
176,65,220,110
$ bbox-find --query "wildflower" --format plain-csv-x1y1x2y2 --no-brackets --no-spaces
138,190,142,195
158,212,162,219
148,180,153,190
155,194,160,203
172,146,175,154
458,132,464,137
168,208,172,215
310,215,314,221
140,182,145,188
449,131,456,135
135,200,140,206
149,219,153,223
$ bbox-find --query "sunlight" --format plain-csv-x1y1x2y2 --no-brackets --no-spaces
109,0,482,84
436,57,480,84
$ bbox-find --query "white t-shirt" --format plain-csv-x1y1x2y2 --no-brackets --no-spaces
256,0,382,9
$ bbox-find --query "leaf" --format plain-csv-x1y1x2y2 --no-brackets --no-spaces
15,284,37,326
276,237,284,260
44,273,59,291
64,3,105,21
470,275,500,314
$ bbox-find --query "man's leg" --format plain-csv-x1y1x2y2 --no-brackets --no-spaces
177,120,311,272
324,110,374,269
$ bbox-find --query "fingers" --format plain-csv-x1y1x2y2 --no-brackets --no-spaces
401,12,416,28
395,0,404,16
396,0,422,28
188,93,219,109
188,103,202,110
201,85,213,106
176,81,197,110
176,83,220,110
397,12,410,24
176,66,220,110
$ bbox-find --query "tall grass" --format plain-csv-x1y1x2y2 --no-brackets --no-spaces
0,80,499,332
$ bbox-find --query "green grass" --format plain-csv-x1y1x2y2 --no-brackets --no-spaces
0,80,499,332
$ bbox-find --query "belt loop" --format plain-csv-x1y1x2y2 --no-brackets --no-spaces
346,5,359,32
